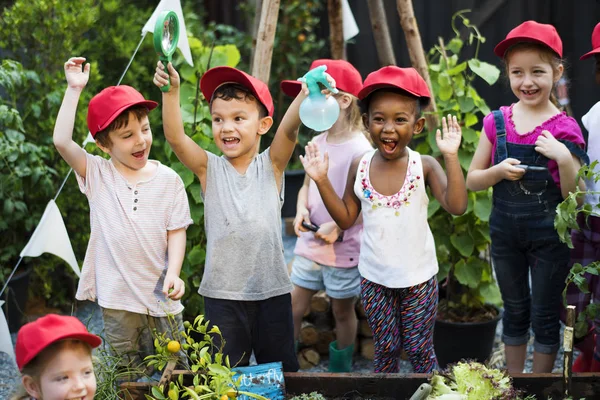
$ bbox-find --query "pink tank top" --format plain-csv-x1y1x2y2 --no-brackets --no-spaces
293,132,372,267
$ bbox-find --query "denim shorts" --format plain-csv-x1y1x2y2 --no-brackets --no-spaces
290,255,361,299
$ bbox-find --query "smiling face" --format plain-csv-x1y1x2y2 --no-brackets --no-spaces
210,87,272,161
505,44,563,109
96,108,152,173
363,90,425,160
23,340,96,400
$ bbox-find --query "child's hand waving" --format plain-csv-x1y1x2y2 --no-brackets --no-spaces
64,57,90,91
436,115,462,156
300,141,329,182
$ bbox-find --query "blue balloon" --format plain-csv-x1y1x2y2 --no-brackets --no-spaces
299,95,340,132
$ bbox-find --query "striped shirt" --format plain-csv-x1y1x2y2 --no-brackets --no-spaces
75,153,192,317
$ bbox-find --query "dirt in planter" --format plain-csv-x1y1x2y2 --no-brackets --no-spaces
436,300,499,323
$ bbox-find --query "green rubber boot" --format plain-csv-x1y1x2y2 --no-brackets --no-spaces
328,340,354,372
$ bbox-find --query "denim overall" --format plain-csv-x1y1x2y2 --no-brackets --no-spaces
489,110,589,354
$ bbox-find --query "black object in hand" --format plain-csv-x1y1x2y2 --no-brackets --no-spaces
301,221,320,232
515,164,548,172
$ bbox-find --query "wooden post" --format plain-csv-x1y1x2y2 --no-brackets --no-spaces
250,0,280,83
396,0,438,131
563,305,576,398
327,0,345,60
367,0,396,66
249,0,264,68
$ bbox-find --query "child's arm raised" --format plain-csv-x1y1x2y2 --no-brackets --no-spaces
53,57,90,178
424,115,467,215
466,130,525,191
154,62,208,189
300,141,361,229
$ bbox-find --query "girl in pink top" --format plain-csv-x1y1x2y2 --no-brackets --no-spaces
467,21,588,373
280,59,372,372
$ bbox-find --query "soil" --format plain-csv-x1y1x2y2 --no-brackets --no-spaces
436,300,499,323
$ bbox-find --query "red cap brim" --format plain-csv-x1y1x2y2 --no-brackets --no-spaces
494,37,561,58
201,67,274,116
280,80,302,98
580,48,600,60
95,100,158,136
18,332,102,371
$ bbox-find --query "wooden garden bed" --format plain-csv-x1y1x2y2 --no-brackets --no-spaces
119,371,600,399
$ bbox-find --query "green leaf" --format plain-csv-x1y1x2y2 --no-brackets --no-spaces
438,84,453,101
454,258,482,288
474,196,492,221
478,281,502,306
457,148,472,171
450,231,474,257
447,61,467,76
428,198,441,218
464,113,478,128
207,363,229,376
188,245,206,266
171,162,194,187
458,97,475,113
188,183,203,204
461,127,478,144
467,59,500,85
447,38,464,54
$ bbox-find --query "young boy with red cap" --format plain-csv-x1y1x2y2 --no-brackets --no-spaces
53,57,192,374
467,21,588,373
562,22,600,373
281,59,372,372
11,314,102,400
153,60,335,372
300,65,466,373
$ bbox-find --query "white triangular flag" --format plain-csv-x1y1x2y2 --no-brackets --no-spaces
82,132,95,147
0,300,15,363
141,0,194,66
342,0,359,41
20,200,81,277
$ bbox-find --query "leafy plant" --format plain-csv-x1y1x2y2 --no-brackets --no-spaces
556,161,600,338
419,10,502,321
144,315,267,400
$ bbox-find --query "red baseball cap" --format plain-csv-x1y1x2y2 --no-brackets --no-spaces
494,20,562,58
200,66,274,117
280,59,363,98
358,66,431,105
581,22,600,60
16,314,102,371
87,85,158,137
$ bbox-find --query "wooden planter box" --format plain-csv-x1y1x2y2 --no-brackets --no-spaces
120,371,600,399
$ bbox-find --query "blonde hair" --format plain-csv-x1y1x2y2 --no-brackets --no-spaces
334,91,368,140
503,42,564,107
10,340,93,400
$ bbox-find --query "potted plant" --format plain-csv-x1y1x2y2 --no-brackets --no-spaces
417,11,503,367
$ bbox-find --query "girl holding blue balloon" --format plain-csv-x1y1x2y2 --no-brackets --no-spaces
281,59,372,373
300,66,467,373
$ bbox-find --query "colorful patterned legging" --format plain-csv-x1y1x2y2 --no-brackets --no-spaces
360,276,438,373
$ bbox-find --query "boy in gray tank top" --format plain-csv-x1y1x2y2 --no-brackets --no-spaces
154,63,333,371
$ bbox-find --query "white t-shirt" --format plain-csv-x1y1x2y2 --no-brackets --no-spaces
353,148,438,288
582,101,600,216
75,153,192,316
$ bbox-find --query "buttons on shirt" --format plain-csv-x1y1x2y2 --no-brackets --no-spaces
135,190,138,195
134,199,138,203
133,207,137,211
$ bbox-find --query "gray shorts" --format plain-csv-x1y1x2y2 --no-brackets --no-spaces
102,307,184,374
290,255,361,299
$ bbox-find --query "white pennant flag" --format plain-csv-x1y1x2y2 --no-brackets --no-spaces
20,200,81,277
142,0,194,66
342,0,359,41
82,132,95,147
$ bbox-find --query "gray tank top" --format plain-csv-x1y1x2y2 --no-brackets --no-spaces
200,149,292,300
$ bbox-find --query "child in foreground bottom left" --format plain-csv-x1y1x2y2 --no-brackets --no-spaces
11,314,102,400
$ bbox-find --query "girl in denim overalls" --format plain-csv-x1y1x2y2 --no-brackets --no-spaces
467,21,589,373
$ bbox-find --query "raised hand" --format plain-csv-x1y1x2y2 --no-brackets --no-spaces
153,61,180,92
64,57,90,90
535,130,571,164
299,141,329,182
436,114,462,156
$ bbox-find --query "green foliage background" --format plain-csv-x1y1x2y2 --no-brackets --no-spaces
0,0,326,320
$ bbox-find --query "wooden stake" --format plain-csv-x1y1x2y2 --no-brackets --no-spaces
367,0,396,66
327,0,345,60
158,360,177,392
395,0,439,131
250,0,280,83
249,0,264,68
563,305,576,398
